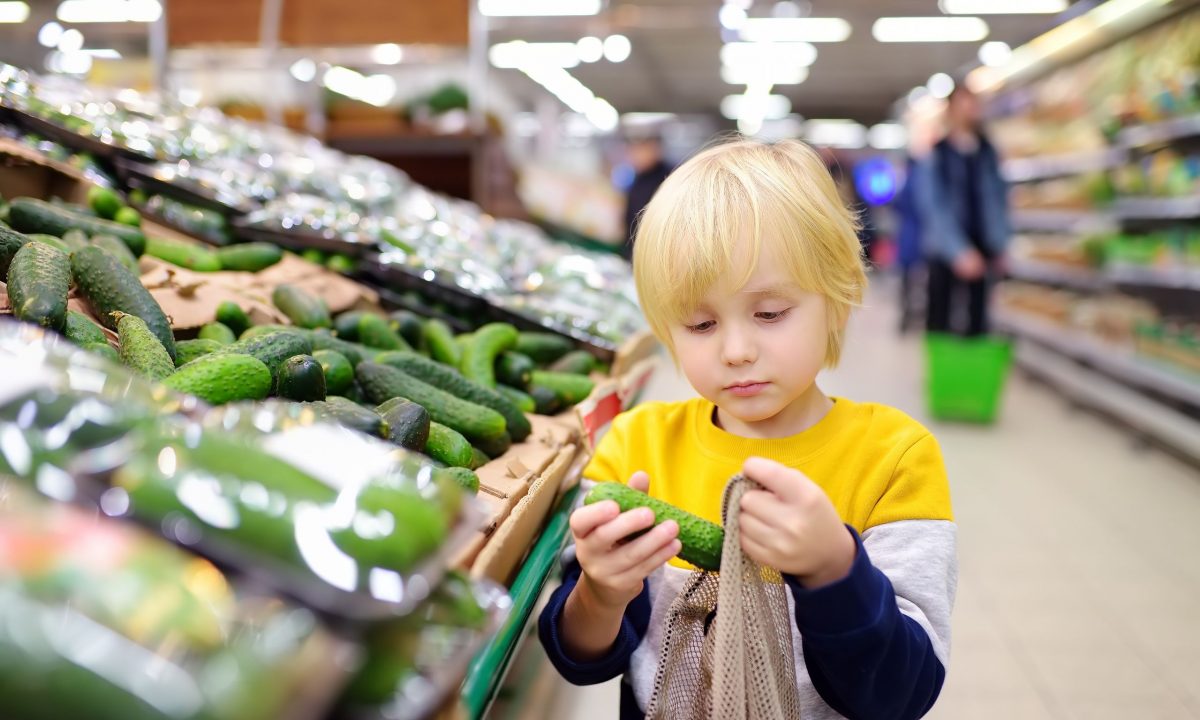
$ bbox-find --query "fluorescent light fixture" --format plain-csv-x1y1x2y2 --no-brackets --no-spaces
0,2,29,23
603,34,631,63
805,119,866,148
720,94,791,121
290,58,317,82
622,112,676,125
907,85,931,104
58,28,84,52
738,18,852,43
520,65,619,132
721,64,808,85
927,72,955,98
323,66,396,107
81,48,121,59
57,0,162,23
371,43,403,65
490,41,580,69
38,21,64,46
978,40,1011,66
721,41,817,68
720,4,747,30
868,123,907,150
752,114,806,141
872,16,988,42
738,117,764,136
939,0,1066,13
576,36,603,63
52,51,93,75
478,0,600,17
586,98,619,132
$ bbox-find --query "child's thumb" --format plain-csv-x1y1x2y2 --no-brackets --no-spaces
628,470,650,493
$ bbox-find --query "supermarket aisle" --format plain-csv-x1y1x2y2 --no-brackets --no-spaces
544,278,1200,720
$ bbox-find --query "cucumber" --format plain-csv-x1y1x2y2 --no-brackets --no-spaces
313,349,353,395
164,353,272,404
89,233,139,273
63,310,107,346
376,397,431,451
144,236,221,272
71,246,176,361
422,318,460,367
496,352,535,389
334,310,369,340
113,311,175,381
86,185,122,220
174,337,223,366
460,323,519,388
355,362,507,444
327,254,355,274
309,331,371,367
529,385,562,415
114,207,141,227
549,350,597,375
216,329,312,380
496,385,536,414
8,198,146,256
214,242,283,272
373,351,531,442
272,284,331,329
514,332,573,364
0,224,30,276
7,241,70,331
468,447,489,470
239,324,292,340
215,301,251,337
474,431,512,459
275,354,327,402
198,322,236,345
84,341,119,362
388,310,424,348
58,230,89,252
357,313,410,350
425,422,474,468
305,397,388,438
531,370,594,407
585,482,725,572
21,233,71,253
433,466,479,494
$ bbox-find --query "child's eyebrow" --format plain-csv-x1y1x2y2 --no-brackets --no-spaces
740,284,797,299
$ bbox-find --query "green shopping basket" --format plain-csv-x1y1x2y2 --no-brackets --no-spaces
924,333,1013,423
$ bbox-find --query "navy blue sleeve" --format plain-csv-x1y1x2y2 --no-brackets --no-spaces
537,558,652,686
785,527,946,720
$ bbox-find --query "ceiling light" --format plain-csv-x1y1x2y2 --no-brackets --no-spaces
38,21,64,46
939,0,1066,13
576,36,603,62
323,66,396,107
977,40,1011,66
57,0,162,23
81,48,121,59
603,34,631,63
478,0,600,17
907,86,931,104
721,41,818,68
738,18,851,43
290,58,317,82
622,112,676,125
0,2,29,23
720,94,792,121
872,16,989,42
490,41,580,69
519,65,617,131
58,51,93,75
927,72,955,98
58,28,84,53
586,98,619,132
868,123,907,150
805,119,866,149
772,1,806,19
371,43,403,65
719,4,747,30
721,64,808,85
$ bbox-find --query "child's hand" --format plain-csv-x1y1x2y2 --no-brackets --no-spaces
739,457,856,588
569,471,681,610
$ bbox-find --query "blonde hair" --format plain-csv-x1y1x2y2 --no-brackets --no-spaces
632,138,867,367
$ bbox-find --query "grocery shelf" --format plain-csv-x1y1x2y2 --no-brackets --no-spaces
1007,259,1200,291
1003,148,1126,183
1114,196,1200,220
1118,114,1200,150
1010,209,1116,234
993,309,1200,408
1006,259,1107,290
1105,264,1200,290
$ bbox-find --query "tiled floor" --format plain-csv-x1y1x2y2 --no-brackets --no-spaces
537,279,1200,720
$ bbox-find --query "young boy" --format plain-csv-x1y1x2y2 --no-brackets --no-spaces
538,139,956,719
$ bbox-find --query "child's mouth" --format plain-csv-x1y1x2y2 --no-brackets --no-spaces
725,382,768,397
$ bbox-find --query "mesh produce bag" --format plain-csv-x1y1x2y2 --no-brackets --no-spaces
645,474,802,720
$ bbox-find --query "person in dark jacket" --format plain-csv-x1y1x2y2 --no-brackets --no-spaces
914,84,1011,336
621,134,672,260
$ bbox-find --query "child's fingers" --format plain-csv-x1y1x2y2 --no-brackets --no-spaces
590,507,658,547
627,471,650,493
743,456,807,502
569,500,620,539
629,537,682,580
612,521,679,573
739,533,772,567
737,513,775,549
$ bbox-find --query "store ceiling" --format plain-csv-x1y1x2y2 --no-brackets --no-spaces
487,0,1088,125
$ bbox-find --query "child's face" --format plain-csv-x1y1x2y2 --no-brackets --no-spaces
668,240,830,435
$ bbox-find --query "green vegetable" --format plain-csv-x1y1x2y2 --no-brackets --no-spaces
275,354,327,401
272,284,331,329
357,313,410,350
301,248,326,265
8,198,146,256
7,241,70,331
113,311,175,381
469,447,489,470
496,352,535,389
215,301,251,337
374,351,531,442
388,310,424,348
433,466,479,494
63,310,107,346
86,185,122,220
144,236,221,272
164,353,272,404
474,431,512,459
531,370,594,407
356,362,507,444
377,397,431,451
422,318,461,367
216,329,313,380
197,322,236,345
239,324,290,341
305,397,388,438
89,234,139,273
326,254,355,274
549,350,597,375
83,341,118,362
460,323,519,388
425,422,474,468
0,224,31,276
334,310,369,341
313,349,353,395
174,338,223,366
215,242,283,272
585,482,725,571
309,331,371,367
496,385,536,414
60,229,89,251
113,207,141,227
529,385,562,415
71,246,176,360
514,332,573,364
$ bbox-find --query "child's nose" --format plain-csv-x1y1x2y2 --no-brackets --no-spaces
720,327,757,366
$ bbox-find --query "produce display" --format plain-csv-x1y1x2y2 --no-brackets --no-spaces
584,482,725,572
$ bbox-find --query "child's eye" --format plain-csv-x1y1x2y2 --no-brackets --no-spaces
685,320,716,334
755,309,790,322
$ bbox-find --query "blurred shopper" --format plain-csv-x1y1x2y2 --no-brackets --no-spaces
893,155,925,333
915,84,1011,336
621,133,673,260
